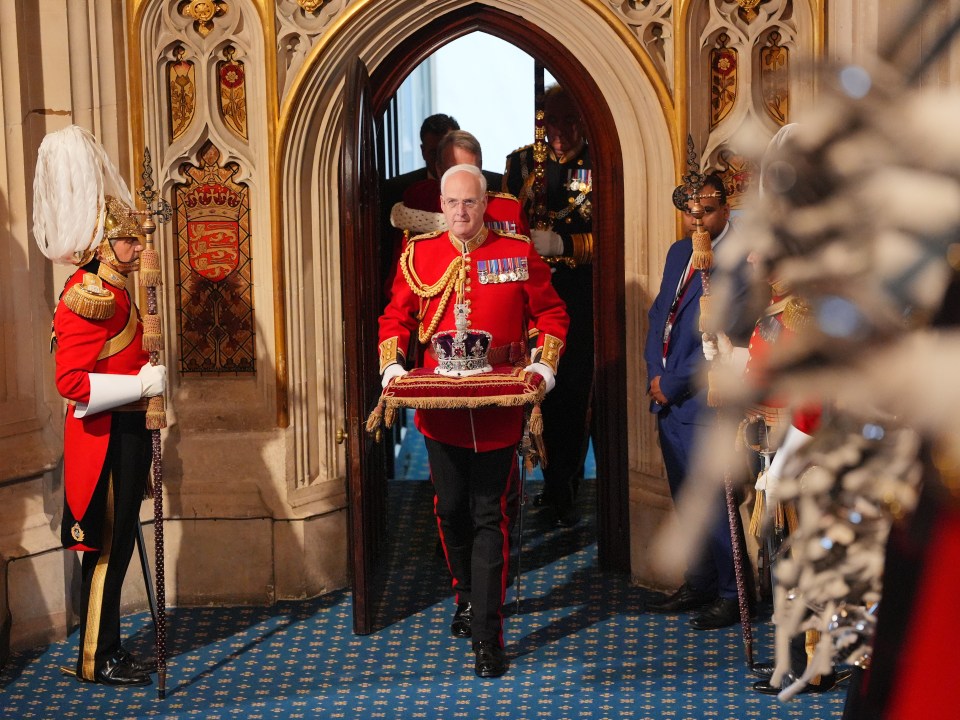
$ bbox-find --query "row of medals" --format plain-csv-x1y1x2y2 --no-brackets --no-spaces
477,257,529,285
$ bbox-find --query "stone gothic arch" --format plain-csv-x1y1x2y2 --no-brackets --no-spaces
278,0,677,583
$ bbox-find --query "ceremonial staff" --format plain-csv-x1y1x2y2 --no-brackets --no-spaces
136,147,172,699
682,145,755,668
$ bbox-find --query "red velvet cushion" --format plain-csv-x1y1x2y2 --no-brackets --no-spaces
379,365,544,413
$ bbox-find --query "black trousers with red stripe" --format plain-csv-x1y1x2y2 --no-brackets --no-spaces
425,438,517,646
75,411,151,679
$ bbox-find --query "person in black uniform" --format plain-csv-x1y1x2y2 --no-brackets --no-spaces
503,84,593,527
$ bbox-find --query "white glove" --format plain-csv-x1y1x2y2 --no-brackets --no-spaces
138,363,167,397
766,424,814,504
701,332,734,362
524,362,556,393
530,229,564,257
381,363,408,388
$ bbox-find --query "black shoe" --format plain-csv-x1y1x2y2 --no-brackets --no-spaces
552,504,580,528
752,669,852,695
118,648,157,674
689,597,739,630
751,662,775,678
647,584,715,613
92,654,152,687
472,640,508,678
450,602,473,638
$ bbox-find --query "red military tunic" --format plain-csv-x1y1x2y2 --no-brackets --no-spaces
54,267,148,551
379,228,567,451
744,293,821,434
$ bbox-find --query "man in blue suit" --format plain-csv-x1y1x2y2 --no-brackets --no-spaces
644,173,747,630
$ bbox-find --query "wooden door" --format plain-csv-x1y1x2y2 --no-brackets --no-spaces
339,56,387,635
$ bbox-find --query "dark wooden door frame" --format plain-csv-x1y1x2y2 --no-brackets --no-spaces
362,3,630,574
339,56,387,634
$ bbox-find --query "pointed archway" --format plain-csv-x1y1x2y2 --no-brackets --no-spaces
278,0,678,632
365,5,629,576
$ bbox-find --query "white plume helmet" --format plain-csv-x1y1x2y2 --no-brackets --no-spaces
32,125,136,265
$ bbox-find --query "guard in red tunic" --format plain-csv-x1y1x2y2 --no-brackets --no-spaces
378,164,568,678
33,126,167,687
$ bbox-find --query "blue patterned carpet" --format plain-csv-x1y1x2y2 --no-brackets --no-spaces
0,426,847,719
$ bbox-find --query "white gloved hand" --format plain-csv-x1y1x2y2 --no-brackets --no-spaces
701,333,719,361
138,363,167,397
530,229,564,257
766,424,814,504
701,332,734,362
381,363,408,388
524,362,556,393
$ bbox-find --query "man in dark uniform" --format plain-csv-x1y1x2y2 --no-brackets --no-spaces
378,164,568,677
33,126,167,686
380,114,461,295
503,85,593,528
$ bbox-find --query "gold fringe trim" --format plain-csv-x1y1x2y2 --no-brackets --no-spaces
528,403,543,436
691,228,712,270
63,274,116,320
784,501,799,535
707,367,721,408
749,489,766,537
782,296,812,333
141,313,163,352
145,394,167,430
138,247,162,288
699,294,712,333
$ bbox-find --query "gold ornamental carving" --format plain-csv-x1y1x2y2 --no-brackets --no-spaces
710,33,737,128
167,45,195,141
736,0,764,23
297,0,330,12
178,0,228,38
217,46,248,140
761,30,789,126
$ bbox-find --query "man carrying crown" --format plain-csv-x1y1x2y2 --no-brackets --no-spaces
378,164,568,678
33,125,167,687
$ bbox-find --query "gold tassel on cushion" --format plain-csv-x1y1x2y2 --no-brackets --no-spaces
774,501,786,534
141,313,163,352
365,402,384,434
138,246,163,288
146,394,167,430
528,403,544,437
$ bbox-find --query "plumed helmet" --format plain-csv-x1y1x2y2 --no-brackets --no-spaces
32,125,138,265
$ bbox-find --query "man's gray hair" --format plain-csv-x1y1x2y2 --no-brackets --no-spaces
437,130,483,168
440,163,487,196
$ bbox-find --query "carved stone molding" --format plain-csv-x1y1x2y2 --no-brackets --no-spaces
608,1,675,93
276,0,350,103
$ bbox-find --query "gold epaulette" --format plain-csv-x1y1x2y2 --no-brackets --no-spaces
486,191,520,201
783,296,812,332
508,143,534,156
408,229,444,243
62,273,116,320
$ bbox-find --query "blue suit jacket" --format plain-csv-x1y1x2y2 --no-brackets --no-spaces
645,237,708,425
